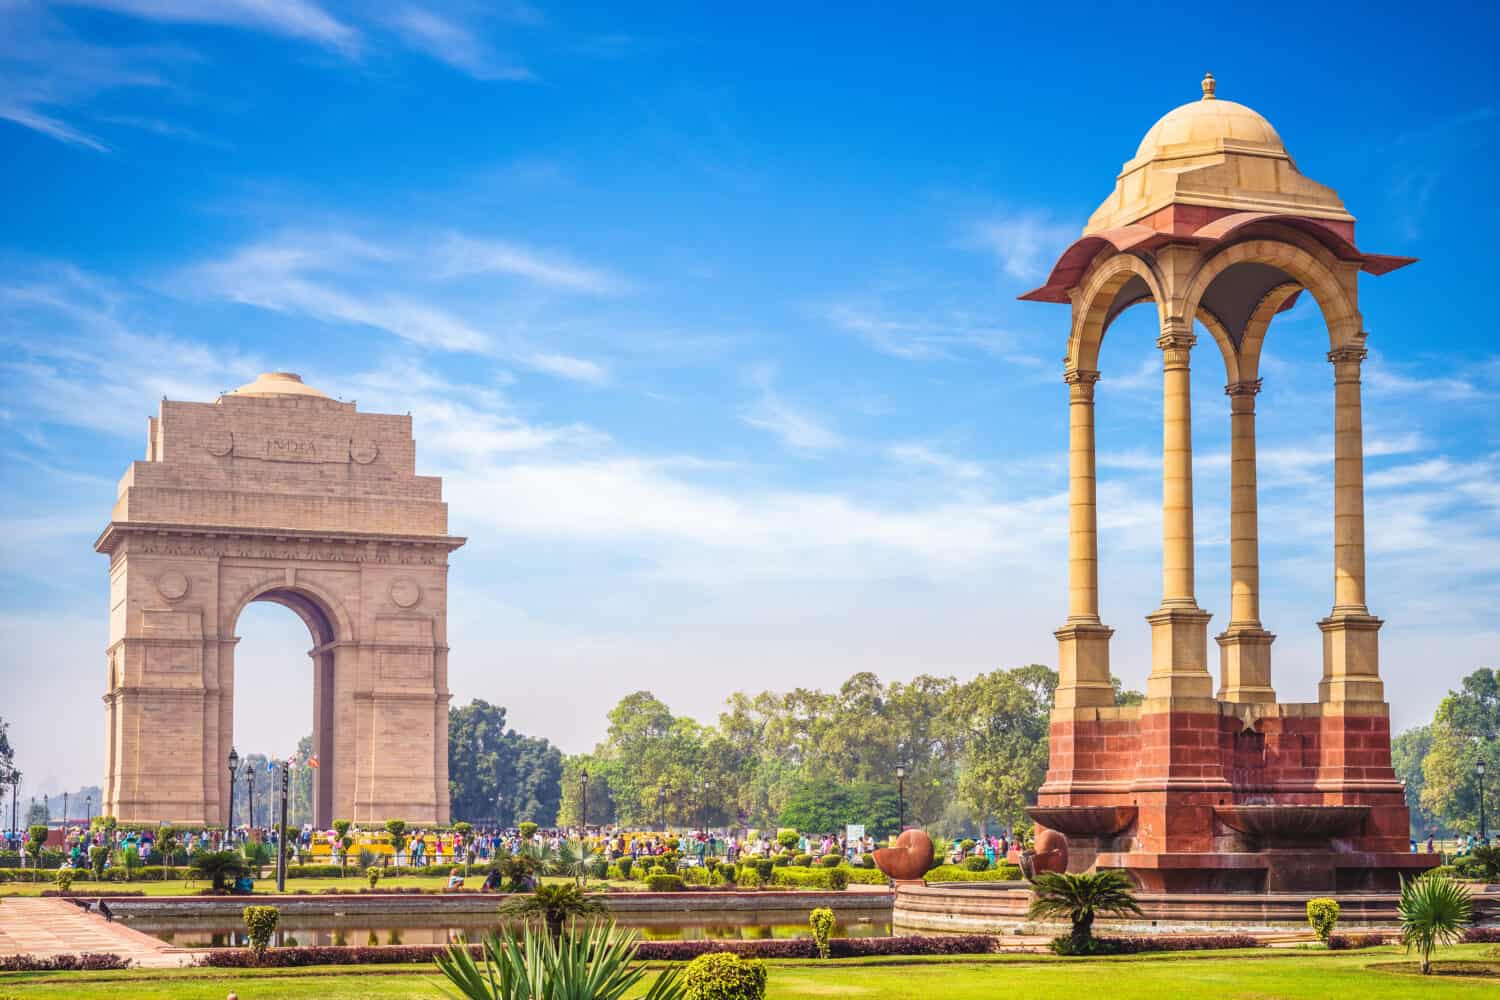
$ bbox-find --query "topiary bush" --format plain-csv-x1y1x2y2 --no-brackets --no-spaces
518,822,538,840
89,845,108,878
1306,897,1340,944
616,857,633,879
366,867,381,889
924,863,1022,883
243,905,279,959
962,855,991,871
54,868,75,891
683,951,768,1000
645,873,685,892
809,907,835,959
827,868,849,891
791,854,813,867
818,854,842,869
776,829,800,850
753,858,774,882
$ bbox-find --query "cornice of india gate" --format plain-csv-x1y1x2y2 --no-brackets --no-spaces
94,520,467,559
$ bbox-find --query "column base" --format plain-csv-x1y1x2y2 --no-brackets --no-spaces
1145,606,1215,710
1215,627,1277,704
1318,612,1384,706
1054,621,1116,710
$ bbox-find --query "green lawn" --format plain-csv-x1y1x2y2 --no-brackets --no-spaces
0,948,1496,999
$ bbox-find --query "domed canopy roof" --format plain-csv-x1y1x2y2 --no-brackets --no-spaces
226,372,330,399
1085,73,1352,234
1134,74,1285,160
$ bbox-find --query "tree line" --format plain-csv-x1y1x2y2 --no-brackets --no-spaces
1394,666,1499,837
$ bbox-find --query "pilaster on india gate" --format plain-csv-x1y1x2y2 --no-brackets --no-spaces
96,372,464,827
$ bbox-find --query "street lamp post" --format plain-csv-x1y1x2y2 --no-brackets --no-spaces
895,764,906,834
226,747,240,843
276,761,290,893
85,796,92,831
580,768,589,836
1479,758,1489,844
248,767,257,831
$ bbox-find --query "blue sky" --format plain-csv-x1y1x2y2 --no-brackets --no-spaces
2,1,1498,796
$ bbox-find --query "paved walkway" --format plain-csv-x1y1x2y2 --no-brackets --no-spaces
0,896,191,968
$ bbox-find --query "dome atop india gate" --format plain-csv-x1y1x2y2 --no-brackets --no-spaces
1084,72,1354,234
225,371,332,399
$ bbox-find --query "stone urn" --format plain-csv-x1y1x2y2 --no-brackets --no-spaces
872,829,935,885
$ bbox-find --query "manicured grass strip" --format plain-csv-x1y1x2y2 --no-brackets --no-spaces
1,947,1498,999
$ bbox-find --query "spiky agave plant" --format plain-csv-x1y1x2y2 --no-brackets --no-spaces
1399,873,1472,974
1028,869,1142,953
435,921,684,1000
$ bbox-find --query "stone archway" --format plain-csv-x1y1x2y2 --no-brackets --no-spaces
96,372,464,826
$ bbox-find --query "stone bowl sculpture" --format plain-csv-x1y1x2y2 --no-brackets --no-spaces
873,829,935,884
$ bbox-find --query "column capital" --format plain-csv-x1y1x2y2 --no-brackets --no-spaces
1328,345,1369,378
1156,325,1196,369
1064,368,1100,401
1225,378,1263,397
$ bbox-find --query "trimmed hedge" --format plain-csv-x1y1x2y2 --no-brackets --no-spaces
770,868,847,890
1463,927,1500,943
923,863,1022,882
196,935,1003,968
1329,932,1390,950
0,953,132,972
1054,933,1261,955
645,874,686,892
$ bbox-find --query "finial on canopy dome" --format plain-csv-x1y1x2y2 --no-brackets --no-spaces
1202,72,1217,100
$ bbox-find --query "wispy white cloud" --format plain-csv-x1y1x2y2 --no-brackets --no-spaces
387,7,532,80
436,234,629,295
179,229,617,382
821,301,1043,367
739,366,843,451
61,0,360,54
0,103,108,151
965,213,1077,282
887,442,984,481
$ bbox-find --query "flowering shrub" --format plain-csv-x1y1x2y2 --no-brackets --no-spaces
242,905,279,959
809,908,835,959
683,951,768,1000
1306,898,1340,944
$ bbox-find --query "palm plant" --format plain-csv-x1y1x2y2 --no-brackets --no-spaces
188,849,250,893
1028,869,1142,953
557,839,599,888
437,921,683,1000
500,883,607,939
1399,873,1472,974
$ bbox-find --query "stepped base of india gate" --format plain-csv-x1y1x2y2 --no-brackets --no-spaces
96,371,463,828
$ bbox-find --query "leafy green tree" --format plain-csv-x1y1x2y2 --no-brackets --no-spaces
951,665,1055,829
777,780,899,837
1392,724,1437,836
1417,668,1499,835
0,716,17,787
448,700,563,825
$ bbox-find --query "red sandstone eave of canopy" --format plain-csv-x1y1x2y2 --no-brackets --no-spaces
1018,211,1418,304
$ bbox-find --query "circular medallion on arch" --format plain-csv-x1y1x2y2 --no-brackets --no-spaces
388,577,422,609
204,429,233,457
350,440,379,465
157,570,190,602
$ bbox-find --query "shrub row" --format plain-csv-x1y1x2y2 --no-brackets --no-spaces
1328,933,1391,950
1463,927,1500,943
195,934,1003,968
1053,933,1261,955
923,864,1023,882
0,953,132,972
770,868,848,890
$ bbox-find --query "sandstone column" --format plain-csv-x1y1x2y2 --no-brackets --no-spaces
1216,379,1276,702
1319,345,1384,706
1054,368,1114,710
1145,323,1214,708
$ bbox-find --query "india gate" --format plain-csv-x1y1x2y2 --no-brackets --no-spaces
1020,74,1436,893
95,372,463,826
